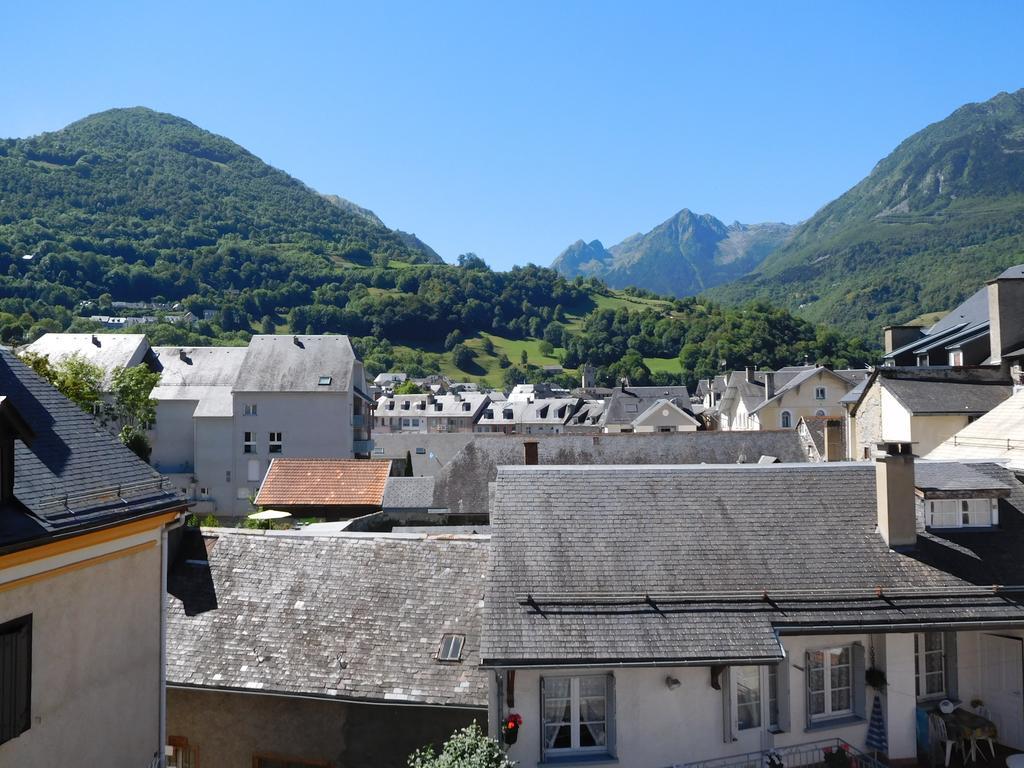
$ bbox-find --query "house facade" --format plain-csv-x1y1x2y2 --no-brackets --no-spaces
0,349,186,766
483,455,1024,768
374,392,491,434
719,366,861,431
147,335,372,519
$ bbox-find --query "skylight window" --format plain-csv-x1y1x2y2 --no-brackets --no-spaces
437,634,465,662
318,376,332,386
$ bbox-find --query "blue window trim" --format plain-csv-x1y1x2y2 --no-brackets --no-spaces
804,714,865,733
540,755,618,766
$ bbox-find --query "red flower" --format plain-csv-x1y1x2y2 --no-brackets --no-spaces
503,713,523,731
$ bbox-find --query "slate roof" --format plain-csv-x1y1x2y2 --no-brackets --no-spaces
432,431,808,516
233,335,357,393
151,346,248,418
914,461,1012,497
482,462,1024,667
371,433,481,477
601,386,691,428
882,375,1012,415
518,397,582,425
0,348,186,552
255,458,392,508
382,476,437,510
632,398,700,428
166,529,488,707
377,393,491,419
24,332,151,387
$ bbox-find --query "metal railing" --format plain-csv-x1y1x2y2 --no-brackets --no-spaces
673,738,886,768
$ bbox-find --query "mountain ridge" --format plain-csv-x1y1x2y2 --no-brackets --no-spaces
552,208,793,296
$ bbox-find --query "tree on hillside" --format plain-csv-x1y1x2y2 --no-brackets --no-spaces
452,343,475,372
444,330,463,351
407,722,514,768
519,350,528,365
394,380,424,395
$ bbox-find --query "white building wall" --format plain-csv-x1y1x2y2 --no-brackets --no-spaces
495,632,928,768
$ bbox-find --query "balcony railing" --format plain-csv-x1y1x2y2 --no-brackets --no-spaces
672,738,885,768
353,439,374,455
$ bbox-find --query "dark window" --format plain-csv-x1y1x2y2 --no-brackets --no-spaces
318,376,332,386
253,756,329,768
0,614,31,745
437,634,465,662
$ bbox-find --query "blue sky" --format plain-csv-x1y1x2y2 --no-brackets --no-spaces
2,1,1022,269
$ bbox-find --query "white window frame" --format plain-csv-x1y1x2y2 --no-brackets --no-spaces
243,431,256,454
243,403,257,416
806,645,854,722
541,674,612,759
268,431,283,454
921,497,997,529
727,664,786,735
915,632,946,701
436,634,464,662
815,386,827,400
733,665,762,731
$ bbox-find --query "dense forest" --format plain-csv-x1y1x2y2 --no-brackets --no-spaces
0,107,876,389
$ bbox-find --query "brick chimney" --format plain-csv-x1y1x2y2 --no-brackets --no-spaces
987,270,1024,364
875,442,917,549
523,440,539,466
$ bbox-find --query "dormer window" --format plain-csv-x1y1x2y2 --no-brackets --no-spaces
503,409,513,419
386,401,395,410
437,633,464,662
401,401,410,410
434,403,443,411
921,497,997,529
462,402,471,412
484,410,493,419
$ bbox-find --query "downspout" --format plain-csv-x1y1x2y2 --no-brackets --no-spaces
159,514,185,767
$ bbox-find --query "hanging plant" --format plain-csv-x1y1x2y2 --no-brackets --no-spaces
865,667,887,690
501,712,523,745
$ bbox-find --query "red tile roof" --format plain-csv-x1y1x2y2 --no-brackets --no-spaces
255,458,392,508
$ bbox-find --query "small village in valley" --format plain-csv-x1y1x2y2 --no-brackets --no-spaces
4,5,1024,768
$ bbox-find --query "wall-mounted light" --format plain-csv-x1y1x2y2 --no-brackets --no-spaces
665,676,681,690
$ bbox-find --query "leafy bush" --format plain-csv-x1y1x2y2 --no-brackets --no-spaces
408,722,515,768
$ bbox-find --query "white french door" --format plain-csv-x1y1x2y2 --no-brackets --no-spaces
980,634,1024,750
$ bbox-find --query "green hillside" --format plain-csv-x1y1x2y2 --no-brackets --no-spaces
0,107,872,389
707,88,1024,340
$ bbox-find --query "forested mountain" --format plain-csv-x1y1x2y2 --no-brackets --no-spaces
0,107,440,268
708,88,1024,339
553,209,793,296
0,107,872,389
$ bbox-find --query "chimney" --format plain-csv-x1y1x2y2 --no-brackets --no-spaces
763,371,776,401
875,442,917,549
823,418,843,462
745,366,755,383
883,325,925,355
91,334,101,347
178,348,188,361
523,440,539,466
987,270,1024,364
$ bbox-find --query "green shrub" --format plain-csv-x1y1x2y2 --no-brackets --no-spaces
408,722,515,768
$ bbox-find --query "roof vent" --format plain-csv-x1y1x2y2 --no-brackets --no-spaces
91,335,100,347
292,335,303,347
179,348,189,362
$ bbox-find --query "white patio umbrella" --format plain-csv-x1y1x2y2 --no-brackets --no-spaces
246,509,292,521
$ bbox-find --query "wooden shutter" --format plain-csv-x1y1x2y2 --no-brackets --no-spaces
539,677,546,761
804,651,813,729
606,673,617,757
775,661,791,732
943,632,959,701
852,643,866,719
0,615,31,745
721,667,735,743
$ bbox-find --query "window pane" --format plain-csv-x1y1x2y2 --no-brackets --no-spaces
580,696,606,721
580,721,607,747
545,725,571,749
831,687,851,712
546,677,570,698
810,691,825,715
808,666,824,693
925,633,944,652
768,664,779,727
736,666,761,730
831,661,851,689
578,676,606,697
544,697,571,724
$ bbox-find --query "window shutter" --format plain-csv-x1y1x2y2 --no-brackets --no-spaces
852,643,866,719
722,667,735,743
606,673,617,757
944,632,959,701
776,662,791,732
539,677,546,761
804,651,813,730
0,616,31,744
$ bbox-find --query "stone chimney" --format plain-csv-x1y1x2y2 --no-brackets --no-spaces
875,442,917,549
883,325,924,355
987,271,1024,364
763,372,776,401
582,364,596,390
91,334,101,347
523,440,539,466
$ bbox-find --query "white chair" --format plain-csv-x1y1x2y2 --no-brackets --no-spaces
972,705,997,760
930,713,964,768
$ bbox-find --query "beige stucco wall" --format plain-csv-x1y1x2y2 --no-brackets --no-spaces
0,531,164,766
167,687,483,768
633,404,698,432
909,414,971,456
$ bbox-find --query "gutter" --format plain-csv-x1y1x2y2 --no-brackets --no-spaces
480,655,784,671
159,514,185,768
166,682,488,711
